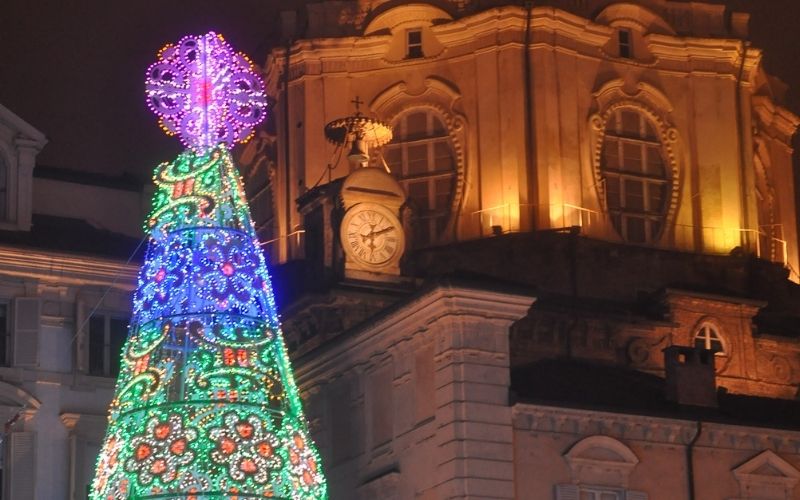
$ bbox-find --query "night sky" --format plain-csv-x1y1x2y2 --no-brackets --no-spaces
1,1,799,177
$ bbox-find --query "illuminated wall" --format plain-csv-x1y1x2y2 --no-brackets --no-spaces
263,1,799,274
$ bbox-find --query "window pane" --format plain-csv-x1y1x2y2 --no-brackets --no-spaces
407,30,421,45
406,144,429,176
650,219,662,239
621,110,640,137
694,336,707,350
647,182,666,212
384,146,402,174
606,176,621,210
622,142,643,172
643,120,658,140
626,216,646,243
89,317,105,375
434,178,452,211
109,318,128,377
432,116,446,136
602,138,619,169
435,215,448,236
624,180,644,211
646,145,665,175
433,141,454,171
709,338,723,353
408,181,429,211
405,113,428,141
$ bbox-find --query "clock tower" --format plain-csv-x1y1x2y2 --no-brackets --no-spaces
323,109,407,282
339,168,406,280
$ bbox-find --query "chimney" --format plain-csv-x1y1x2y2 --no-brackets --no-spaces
663,346,718,408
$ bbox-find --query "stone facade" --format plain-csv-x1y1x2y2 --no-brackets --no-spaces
0,104,144,499
252,1,800,499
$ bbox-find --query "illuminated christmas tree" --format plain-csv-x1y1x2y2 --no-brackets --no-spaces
90,32,327,499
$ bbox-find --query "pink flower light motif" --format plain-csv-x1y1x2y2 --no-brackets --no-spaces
145,32,267,152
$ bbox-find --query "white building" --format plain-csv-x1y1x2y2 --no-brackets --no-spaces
0,103,144,499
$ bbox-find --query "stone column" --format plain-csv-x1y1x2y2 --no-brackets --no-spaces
432,285,535,499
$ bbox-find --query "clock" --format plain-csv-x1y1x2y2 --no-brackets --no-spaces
340,203,405,268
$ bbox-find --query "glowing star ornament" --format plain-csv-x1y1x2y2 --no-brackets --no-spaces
146,32,267,153
91,32,327,500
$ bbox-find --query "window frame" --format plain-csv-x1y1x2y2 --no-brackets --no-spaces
406,29,424,59
384,109,457,248
692,322,727,357
600,107,670,244
580,485,625,500
87,312,129,377
618,28,633,59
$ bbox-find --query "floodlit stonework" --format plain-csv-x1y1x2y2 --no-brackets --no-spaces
244,1,800,499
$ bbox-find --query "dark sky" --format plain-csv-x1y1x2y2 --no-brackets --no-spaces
1,1,800,177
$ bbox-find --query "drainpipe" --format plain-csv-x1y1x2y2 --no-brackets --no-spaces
686,421,702,500
523,1,535,229
735,40,751,253
283,39,292,261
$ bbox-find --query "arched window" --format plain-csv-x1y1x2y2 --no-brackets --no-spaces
601,108,668,243
384,110,456,247
693,322,726,356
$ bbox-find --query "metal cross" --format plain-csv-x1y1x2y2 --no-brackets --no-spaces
351,96,363,114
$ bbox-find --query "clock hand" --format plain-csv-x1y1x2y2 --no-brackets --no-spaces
370,226,395,238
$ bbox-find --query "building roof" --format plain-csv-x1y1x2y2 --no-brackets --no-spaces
512,358,800,431
34,165,144,192
0,213,145,261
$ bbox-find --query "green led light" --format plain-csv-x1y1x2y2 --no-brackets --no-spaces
90,146,327,500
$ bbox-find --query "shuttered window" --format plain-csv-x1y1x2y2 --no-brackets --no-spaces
8,431,35,499
555,485,647,500
13,298,40,367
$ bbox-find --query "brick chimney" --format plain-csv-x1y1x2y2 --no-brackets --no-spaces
663,346,718,408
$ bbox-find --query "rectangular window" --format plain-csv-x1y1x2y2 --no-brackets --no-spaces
581,486,624,500
407,29,423,59
88,313,129,377
618,29,632,58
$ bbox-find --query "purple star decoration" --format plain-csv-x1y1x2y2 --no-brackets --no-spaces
145,32,267,152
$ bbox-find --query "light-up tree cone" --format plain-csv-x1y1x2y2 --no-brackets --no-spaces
90,32,327,500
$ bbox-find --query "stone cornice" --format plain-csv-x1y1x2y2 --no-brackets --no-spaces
752,95,800,143
0,245,138,290
0,103,47,151
293,283,535,383
60,411,107,434
514,403,800,453
265,4,764,86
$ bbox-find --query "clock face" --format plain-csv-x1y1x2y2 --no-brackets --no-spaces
341,205,404,267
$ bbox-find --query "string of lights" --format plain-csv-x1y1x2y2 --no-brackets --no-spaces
90,32,327,500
